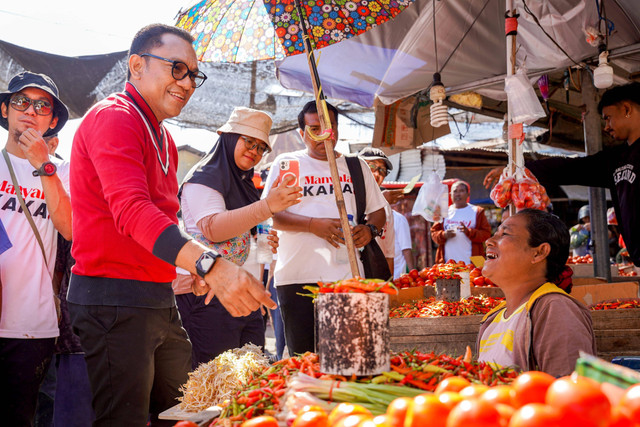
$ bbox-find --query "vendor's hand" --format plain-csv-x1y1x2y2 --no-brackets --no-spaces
383,189,404,205
202,257,276,316
459,223,470,236
483,167,504,189
267,229,279,253
444,229,456,239
309,217,343,248
352,224,373,248
18,128,50,170
266,176,302,213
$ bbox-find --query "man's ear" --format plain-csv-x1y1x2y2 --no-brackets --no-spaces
46,136,59,155
531,242,551,265
49,116,58,131
128,54,145,81
298,128,305,139
1,102,7,119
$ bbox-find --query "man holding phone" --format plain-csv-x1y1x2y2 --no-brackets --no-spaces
262,100,387,355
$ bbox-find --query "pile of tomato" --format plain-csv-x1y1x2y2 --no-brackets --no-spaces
394,261,496,289
279,371,640,427
567,254,594,264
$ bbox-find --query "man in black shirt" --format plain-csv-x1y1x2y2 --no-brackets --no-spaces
484,82,640,266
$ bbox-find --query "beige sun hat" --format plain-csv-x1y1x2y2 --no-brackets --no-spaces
217,107,273,148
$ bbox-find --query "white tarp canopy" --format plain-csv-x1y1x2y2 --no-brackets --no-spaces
275,0,640,107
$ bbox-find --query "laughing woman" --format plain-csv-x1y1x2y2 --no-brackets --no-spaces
477,209,596,377
172,107,301,368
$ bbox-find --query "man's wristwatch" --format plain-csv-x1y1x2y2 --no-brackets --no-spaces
32,161,57,177
366,223,383,238
195,251,221,278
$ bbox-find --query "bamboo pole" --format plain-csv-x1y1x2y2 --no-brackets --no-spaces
506,0,522,216
294,0,361,277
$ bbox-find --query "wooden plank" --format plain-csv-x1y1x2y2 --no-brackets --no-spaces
594,329,640,353
592,308,640,330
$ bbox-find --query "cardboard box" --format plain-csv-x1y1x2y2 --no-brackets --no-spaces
571,281,640,306
389,286,428,308
568,264,619,278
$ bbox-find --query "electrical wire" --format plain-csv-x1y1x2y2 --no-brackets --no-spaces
432,0,438,73
438,0,491,74
521,0,582,67
595,0,615,40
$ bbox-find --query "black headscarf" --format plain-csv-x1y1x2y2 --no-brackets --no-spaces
180,133,260,210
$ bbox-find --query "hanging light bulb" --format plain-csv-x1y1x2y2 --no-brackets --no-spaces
594,43,614,89
430,73,448,128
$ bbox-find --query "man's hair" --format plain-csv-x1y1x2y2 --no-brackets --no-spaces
598,82,640,114
127,24,195,79
515,209,569,283
297,100,339,130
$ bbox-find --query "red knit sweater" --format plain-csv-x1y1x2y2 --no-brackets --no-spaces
70,83,180,283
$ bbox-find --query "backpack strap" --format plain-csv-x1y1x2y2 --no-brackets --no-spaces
345,155,366,224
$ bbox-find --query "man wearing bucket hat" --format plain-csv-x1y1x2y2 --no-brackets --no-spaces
0,71,71,426
67,24,275,426
172,106,301,367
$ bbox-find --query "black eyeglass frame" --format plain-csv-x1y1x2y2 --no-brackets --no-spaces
240,135,271,156
140,53,208,88
368,162,390,177
9,94,53,116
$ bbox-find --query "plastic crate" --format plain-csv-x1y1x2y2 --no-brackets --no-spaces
575,353,640,389
612,356,640,372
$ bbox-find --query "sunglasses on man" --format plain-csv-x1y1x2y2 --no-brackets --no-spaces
140,53,208,88
10,94,53,116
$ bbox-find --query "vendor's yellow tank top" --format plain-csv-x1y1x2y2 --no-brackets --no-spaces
478,302,528,368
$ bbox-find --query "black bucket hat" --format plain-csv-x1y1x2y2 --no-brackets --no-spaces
358,147,393,172
0,71,69,137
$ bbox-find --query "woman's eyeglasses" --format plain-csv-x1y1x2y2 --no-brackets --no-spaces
368,163,389,176
9,95,53,116
140,53,208,88
241,135,271,156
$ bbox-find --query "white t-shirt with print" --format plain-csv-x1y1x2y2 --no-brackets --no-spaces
393,210,412,279
0,152,69,339
263,151,387,285
442,204,477,263
377,204,395,259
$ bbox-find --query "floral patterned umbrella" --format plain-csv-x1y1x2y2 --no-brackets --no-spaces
176,0,415,63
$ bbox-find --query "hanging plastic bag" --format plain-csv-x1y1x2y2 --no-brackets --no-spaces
412,171,449,222
490,168,515,208
504,67,547,125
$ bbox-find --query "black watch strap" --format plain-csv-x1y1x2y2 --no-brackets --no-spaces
367,223,382,238
32,161,57,177
195,251,220,278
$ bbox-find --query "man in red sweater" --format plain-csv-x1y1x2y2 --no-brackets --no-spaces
68,24,276,426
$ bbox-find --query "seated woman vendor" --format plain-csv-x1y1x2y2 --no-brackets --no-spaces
477,209,596,377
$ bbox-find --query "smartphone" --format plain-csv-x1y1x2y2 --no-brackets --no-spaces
278,159,299,187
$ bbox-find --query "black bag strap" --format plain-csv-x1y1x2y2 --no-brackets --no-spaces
345,155,366,225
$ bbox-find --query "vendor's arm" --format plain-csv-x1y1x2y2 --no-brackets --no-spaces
530,294,597,377
18,128,72,240
431,222,448,245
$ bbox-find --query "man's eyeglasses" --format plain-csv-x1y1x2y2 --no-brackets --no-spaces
9,95,53,116
241,135,271,156
368,163,389,177
140,53,208,88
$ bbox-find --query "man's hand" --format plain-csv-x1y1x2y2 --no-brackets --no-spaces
265,176,302,213
199,257,276,316
383,189,404,205
267,229,279,253
309,217,343,248
483,167,504,189
18,128,50,169
352,224,373,248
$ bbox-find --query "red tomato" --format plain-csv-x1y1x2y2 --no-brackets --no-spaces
385,396,411,427
292,410,329,427
511,371,555,408
435,376,471,394
328,403,371,426
437,392,464,411
404,394,450,427
333,414,372,427
174,422,199,427
419,268,429,279
618,384,640,422
409,269,419,279
473,276,486,287
459,384,490,400
481,385,514,406
241,416,279,427
446,399,501,427
508,404,562,427
545,375,611,427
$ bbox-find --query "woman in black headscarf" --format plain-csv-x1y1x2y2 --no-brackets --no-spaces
172,107,301,367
